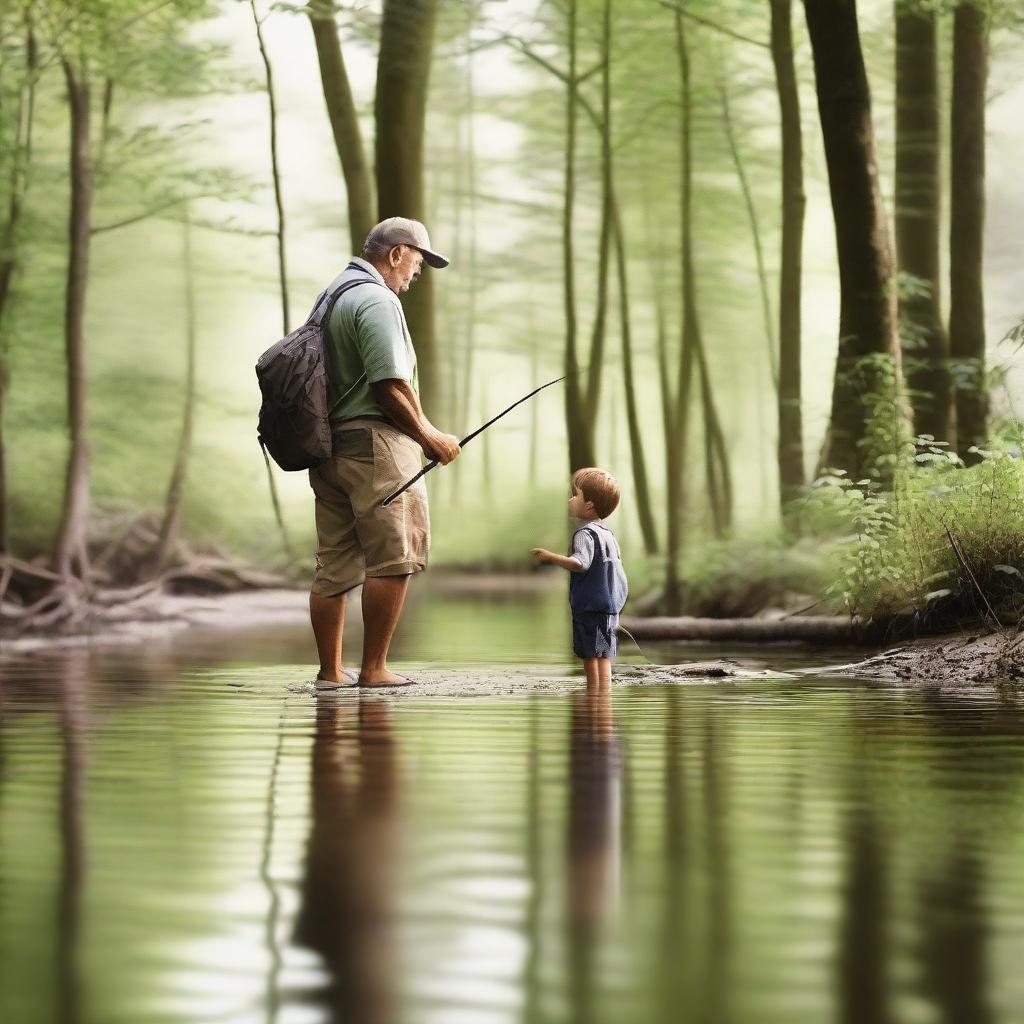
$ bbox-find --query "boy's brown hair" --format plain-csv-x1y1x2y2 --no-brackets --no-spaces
572,467,621,519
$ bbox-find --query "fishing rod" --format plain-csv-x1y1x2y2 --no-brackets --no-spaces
381,374,567,506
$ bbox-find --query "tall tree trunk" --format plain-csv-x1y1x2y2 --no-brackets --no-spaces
895,1,948,443
718,68,777,389
375,0,441,418
154,213,198,570
582,0,614,431
611,194,659,555
52,62,93,581
803,0,903,480
251,1,290,334
664,10,699,614
562,0,593,471
949,1,987,464
697,336,733,537
0,22,37,557
769,0,805,513
307,0,375,253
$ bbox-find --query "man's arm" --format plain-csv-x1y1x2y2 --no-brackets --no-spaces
370,378,461,465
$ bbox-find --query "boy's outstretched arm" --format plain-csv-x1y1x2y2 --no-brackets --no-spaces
530,548,583,571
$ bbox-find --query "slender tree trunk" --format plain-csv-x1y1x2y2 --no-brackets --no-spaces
582,0,614,431
481,380,492,502
949,1,987,463
307,0,375,253
53,62,93,581
611,194,658,554
251,1,290,334
769,0,805,512
529,322,540,490
895,1,948,443
562,0,592,471
697,336,733,537
664,10,699,614
803,0,903,480
375,0,441,418
155,213,198,570
718,69,777,389
0,23,37,556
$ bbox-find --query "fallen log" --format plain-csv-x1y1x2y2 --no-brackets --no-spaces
619,614,880,644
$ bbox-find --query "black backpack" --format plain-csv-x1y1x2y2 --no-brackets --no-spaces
256,266,380,471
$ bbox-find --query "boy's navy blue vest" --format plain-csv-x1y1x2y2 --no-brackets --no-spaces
568,523,629,614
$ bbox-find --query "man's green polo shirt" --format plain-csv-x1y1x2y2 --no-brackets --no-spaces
323,257,419,423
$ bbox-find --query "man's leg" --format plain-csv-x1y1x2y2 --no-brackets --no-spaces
359,575,412,685
310,590,348,683
597,656,612,690
583,657,601,690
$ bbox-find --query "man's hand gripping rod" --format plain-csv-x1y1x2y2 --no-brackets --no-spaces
380,375,566,507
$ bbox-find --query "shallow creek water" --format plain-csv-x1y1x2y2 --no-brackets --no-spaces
3,585,1024,1023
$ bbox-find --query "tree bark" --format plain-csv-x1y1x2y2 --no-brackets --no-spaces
582,0,614,431
769,0,806,512
307,0,374,253
895,1,949,443
611,193,659,555
52,61,93,581
562,0,593,471
375,0,441,419
663,9,700,614
803,0,903,480
949,1,988,463
251,1,290,334
0,22,37,557
718,70,777,389
154,213,197,570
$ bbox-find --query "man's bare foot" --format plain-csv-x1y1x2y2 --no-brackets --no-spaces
357,670,415,688
315,668,359,690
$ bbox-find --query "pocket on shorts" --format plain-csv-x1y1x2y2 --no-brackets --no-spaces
332,427,373,462
372,428,423,493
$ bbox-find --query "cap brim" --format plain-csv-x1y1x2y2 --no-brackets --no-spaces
414,247,449,269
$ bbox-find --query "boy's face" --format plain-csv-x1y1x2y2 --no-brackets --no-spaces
568,485,596,520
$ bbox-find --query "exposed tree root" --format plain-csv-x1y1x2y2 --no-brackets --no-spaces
1,514,298,637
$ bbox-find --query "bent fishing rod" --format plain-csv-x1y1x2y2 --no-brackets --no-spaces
380,374,566,507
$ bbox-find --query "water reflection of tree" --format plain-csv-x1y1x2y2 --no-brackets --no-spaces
294,696,399,1024
909,692,1023,1024
566,688,621,1024
57,651,87,1024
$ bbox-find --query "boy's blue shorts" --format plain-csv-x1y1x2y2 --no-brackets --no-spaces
572,612,619,659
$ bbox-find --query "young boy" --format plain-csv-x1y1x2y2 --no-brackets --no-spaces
531,467,629,690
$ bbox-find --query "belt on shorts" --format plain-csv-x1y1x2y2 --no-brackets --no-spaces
331,414,391,433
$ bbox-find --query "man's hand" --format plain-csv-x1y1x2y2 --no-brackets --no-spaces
531,548,554,565
422,430,461,465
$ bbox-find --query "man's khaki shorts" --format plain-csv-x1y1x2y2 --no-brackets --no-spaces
308,418,430,596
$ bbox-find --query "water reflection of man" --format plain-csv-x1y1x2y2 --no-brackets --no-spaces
566,688,622,1018
294,695,400,1023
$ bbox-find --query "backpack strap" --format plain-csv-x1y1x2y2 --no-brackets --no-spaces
310,261,380,327
315,264,386,419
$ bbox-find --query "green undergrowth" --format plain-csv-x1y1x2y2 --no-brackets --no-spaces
805,436,1024,629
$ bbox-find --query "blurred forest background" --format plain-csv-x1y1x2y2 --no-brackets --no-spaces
3,0,1024,625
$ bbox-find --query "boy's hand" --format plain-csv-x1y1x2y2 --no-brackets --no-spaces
530,547,553,565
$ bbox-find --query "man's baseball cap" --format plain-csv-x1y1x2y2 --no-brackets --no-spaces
365,217,449,269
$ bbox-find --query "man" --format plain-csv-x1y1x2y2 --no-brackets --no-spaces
309,217,460,688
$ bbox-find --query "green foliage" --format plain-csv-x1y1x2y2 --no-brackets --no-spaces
805,434,1024,626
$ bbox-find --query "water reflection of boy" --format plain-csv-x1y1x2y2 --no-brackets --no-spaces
294,697,399,1023
567,689,622,979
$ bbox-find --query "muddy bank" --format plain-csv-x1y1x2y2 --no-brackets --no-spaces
830,630,1024,689
287,660,791,700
